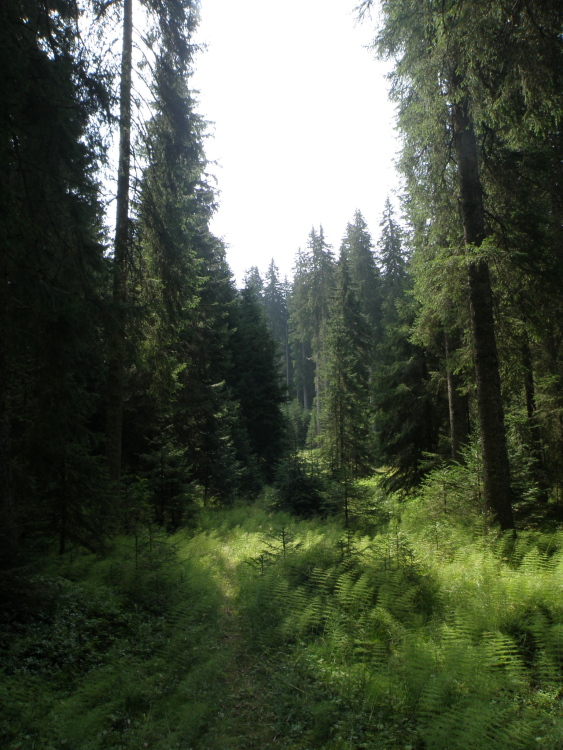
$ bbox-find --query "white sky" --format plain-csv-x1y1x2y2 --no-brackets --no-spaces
191,0,400,286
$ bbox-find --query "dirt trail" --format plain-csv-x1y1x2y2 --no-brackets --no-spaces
203,558,279,749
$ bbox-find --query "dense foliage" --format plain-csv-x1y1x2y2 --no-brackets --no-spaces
243,1,563,528
3,495,563,750
3,0,563,747
0,0,287,565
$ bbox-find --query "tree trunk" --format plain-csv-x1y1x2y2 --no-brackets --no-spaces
0,261,15,560
452,92,514,530
315,360,322,433
285,322,290,389
58,464,68,556
302,341,309,410
522,336,538,423
106,0,133,492
522,335,548,501
445,330,469,462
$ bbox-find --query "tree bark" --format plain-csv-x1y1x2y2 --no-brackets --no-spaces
452,92,514,530
302,341,309,410
0,260,15,559
285,322,290,389
315,366,322,434
444,330,469,462
522,335,548,501
522,336,538,424
106,0,133,491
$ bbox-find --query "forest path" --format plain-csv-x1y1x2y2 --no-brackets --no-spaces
198,541,280,749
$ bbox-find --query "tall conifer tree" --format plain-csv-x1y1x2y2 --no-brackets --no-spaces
263,260,292,389
373,203,439,490
360,0,516,527
341,210,382,351
289,249,315,411
0,0,110,557
106,0,134,491
321,250,374,522
306,227,334,434
227,287,287,482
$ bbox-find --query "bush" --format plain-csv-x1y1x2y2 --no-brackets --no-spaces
273,454,326,517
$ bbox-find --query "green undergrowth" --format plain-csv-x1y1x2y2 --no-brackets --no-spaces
0,527,228,750
2,486,563,749
228,486,563,750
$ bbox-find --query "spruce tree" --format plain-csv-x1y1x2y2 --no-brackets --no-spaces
243,266,265,299
373,203,440,491
321,250,374,522
306,227,335,434
227,287,287,483
106,0,133,492
341,210,382,352
288,248,316,413
0,0,111,558
360,0,516,527
126,0,251,513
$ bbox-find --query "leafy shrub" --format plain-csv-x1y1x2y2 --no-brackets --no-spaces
273,454,326,517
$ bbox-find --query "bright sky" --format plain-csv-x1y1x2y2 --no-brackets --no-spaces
191,0,400,285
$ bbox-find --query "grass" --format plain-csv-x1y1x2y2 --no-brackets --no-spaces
2,483,563,748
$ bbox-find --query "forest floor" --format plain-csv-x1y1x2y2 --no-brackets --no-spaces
3,488,563,750
201,549,278,748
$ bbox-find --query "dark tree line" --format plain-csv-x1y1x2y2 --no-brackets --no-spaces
363,0,563,529
3,0,563,566
0,0,287,567
245,0,563,530
255,125,563,526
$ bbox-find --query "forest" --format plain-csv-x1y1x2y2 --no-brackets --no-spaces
2,0,563,748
